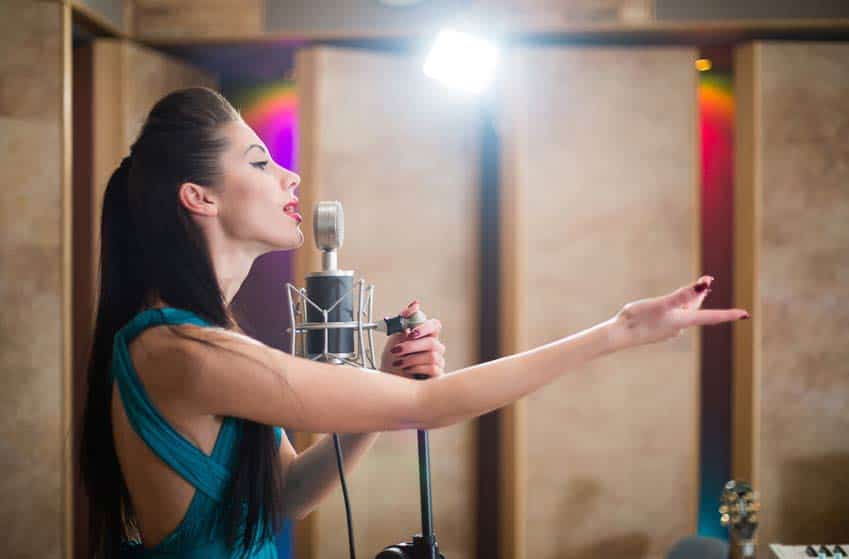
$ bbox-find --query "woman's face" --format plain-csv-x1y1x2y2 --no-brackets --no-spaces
209,119,303,252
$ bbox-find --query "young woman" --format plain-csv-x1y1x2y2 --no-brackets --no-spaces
80,87,748,559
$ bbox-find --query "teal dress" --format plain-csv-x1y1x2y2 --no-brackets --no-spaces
111,307,283,559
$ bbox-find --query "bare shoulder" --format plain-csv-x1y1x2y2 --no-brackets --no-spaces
127,322,265,410
126,317,425,433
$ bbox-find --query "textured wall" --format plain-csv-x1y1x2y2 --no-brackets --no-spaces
734,42,849,553
0,1,66,557
500,45,699,559
295,47,479,559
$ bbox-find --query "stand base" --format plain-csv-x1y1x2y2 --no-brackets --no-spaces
375,535,445,559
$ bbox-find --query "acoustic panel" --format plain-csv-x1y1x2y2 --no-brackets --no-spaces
499,45,700,559
734,42,849,553
0,1,67,557
295,46,480,559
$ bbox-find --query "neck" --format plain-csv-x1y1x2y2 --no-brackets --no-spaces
204,229,260,304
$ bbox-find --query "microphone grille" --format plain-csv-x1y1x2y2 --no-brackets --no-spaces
313,201,344,251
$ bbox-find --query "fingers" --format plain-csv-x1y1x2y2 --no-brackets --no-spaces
682,308,750,327
405,317,442,341
664,275,714,310
391,350,446,378
389,336,445,358
400,300,420,319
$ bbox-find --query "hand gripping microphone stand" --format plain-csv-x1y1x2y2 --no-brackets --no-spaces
286,201,445,559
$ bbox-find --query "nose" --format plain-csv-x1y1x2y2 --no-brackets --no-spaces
284,171,300,191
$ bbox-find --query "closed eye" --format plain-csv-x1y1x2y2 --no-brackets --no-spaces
251,161,269,170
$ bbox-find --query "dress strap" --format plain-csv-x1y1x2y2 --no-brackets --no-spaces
111,307,237,502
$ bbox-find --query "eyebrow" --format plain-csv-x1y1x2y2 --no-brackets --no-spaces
244,144,267,156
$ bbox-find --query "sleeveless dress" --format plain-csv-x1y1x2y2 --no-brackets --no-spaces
111,307,284,559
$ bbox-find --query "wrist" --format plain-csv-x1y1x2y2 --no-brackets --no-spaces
600,315,630,354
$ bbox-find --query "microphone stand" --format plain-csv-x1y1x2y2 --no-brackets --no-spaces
374,394,444,559
286,281,444,559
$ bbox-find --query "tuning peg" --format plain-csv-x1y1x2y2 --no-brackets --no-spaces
720,513,730,526
748,513,758,524
728,493,738,502
744,492,754,501
719,505,729,514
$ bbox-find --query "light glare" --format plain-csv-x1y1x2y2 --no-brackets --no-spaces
423,29,498,94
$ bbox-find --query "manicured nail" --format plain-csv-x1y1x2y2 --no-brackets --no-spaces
740,314,750,320
694,282,708,293
391,345,403,354
392,359,404,367
408,300,418,308
409,329,421,339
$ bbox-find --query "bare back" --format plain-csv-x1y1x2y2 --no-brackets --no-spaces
112,324,225,548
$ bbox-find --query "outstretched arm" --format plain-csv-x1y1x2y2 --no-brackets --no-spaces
165,276,746,434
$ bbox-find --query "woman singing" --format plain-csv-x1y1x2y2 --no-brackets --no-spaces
80,87,748,559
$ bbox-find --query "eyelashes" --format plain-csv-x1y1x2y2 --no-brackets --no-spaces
251,160,269,170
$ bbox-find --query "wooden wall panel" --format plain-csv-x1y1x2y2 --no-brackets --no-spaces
499,45,699,559
294,47,479,559
133,0,263,39
0,1,69,557
734,42,849,552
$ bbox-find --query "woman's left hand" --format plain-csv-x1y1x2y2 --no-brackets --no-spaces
379,300,445,379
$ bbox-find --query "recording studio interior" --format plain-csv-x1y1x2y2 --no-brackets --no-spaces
2,1,848,559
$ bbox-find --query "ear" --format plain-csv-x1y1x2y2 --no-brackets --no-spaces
178,181,218,217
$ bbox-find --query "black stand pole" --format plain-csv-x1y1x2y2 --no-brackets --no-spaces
375,378,444,559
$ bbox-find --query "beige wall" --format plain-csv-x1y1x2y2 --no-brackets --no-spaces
734,41,849,552
499,45,700,559
294,46,480,559
0,1,70,558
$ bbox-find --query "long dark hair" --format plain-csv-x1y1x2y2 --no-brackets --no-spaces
79,87,285,558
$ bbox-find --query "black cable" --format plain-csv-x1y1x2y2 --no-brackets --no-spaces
332,433,357,559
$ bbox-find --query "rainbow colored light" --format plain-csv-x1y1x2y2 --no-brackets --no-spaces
231,81,299,171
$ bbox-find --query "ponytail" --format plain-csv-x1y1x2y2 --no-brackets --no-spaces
80,155,145,558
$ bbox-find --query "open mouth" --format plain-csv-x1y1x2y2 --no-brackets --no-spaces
283,201,302,224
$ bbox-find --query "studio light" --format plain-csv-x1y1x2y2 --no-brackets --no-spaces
423,29,498,94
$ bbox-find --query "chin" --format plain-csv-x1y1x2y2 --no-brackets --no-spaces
277,229,305,251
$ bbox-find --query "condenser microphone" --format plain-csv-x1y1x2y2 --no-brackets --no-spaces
305,201,355,359
288,201,427,364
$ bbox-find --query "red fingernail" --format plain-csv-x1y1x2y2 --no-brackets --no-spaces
391,345,403,354
409,329,421,339
408,300,418,308
694,282,708,293
741,314,751,320
392,359,404,367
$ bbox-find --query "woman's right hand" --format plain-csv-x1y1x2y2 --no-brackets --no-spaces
607,275,750,351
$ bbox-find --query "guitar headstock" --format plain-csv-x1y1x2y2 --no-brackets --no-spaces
719,480,760,551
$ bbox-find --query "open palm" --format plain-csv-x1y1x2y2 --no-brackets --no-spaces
611,276,749,349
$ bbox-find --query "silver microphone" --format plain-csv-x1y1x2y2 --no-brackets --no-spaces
286,201,426,366
314,200,344,271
